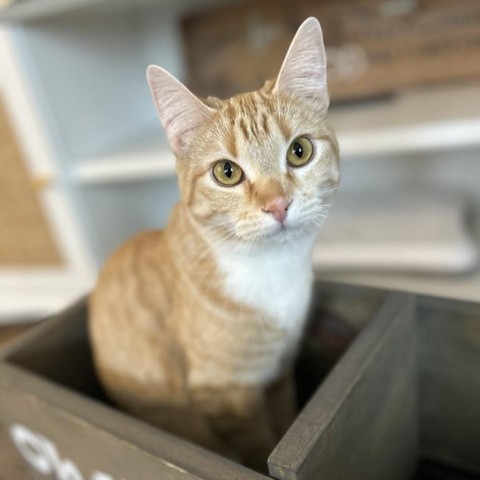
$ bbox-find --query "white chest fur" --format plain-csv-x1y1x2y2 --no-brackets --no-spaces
217,235,315,333
185,235,317,388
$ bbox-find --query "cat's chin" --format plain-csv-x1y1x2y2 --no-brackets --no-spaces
237,223,317,246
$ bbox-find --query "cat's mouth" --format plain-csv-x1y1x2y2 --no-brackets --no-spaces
241,220,305,245
256,210,328,244
260,224,287,240
227,208,328,245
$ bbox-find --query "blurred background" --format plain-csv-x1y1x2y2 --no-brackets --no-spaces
0,0,480,323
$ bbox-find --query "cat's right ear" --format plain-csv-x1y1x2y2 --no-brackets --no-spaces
147,65,215,154
274,17,329,111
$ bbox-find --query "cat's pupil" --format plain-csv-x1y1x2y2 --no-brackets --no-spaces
293,142,303,158
224,162,233,178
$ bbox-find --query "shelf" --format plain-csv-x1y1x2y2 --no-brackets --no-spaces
313,191,480,303
0,0,173,22
315,208,480,303
0,0,113,22
331,83,480,159
74,128,175,185
73,83,480,185
0,268,93,322
74,142,175,185
0,0,207,22
316,268,480,304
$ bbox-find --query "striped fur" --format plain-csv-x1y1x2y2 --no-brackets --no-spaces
89,17,339,471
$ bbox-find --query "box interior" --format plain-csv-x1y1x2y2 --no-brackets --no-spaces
4,284,480,480
6,284,382,409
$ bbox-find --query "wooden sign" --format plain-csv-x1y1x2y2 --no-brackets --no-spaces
183,0,480,101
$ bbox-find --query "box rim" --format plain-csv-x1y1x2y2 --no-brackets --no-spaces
268,292,415,478
0,338,268,480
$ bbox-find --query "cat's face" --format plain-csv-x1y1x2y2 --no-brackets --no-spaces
176,90,339,245
148,17,339,245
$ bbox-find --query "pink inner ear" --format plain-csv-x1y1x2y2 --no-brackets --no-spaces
275,17,329,108
147,65,215,152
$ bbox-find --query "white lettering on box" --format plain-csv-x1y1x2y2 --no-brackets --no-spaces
9,424,113,480
10,424,53,475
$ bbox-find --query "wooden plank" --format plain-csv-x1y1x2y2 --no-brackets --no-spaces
183,0,480,102
418,296,480,474
0,374,198,480
0,362,267,480
0,297,267,480
0,284,424,480
0,297,87,362
269,293,418,480
0,422,32,479
0,323,36,347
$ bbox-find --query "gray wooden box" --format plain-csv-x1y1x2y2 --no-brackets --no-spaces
0,283,479,480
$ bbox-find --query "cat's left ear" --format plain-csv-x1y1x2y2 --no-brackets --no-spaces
274,17,329,110
147,65,215,154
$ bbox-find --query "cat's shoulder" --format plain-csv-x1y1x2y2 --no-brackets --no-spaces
97,230,166,281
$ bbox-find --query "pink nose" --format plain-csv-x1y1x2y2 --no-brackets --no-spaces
262,197,291,224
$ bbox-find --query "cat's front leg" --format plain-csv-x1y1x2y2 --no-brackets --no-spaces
190,384,277,472
266,370,298,441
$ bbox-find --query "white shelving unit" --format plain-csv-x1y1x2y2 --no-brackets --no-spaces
330,84,480,158
0,0,117,21
0,27,96,320
1,0,480,319
74,129,174,185
73,83,480,185
0,0,198,320
317,265,480,304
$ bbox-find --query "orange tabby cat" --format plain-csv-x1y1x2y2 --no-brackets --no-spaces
89,17,339,470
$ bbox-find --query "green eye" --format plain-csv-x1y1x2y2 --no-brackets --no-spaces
287,136,314,167
212,160,244,186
